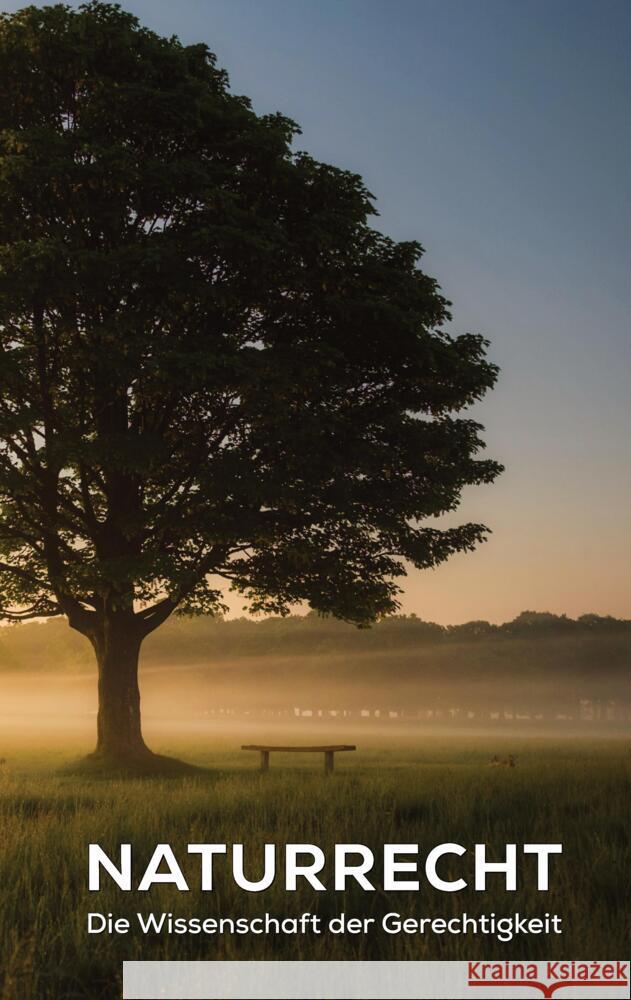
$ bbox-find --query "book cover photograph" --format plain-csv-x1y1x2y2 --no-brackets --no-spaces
0,2,629,998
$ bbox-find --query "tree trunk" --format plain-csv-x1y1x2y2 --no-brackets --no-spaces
91,617,149,761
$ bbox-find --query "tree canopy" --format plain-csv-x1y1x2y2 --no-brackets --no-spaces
0,3,503,763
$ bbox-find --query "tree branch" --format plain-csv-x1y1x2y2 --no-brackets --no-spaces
136,543,228,635
0,560,48,588
0,602,63,621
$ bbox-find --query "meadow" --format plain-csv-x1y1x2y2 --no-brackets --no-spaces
0,730,629,999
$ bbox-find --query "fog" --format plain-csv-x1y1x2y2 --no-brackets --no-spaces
1,647,628,756
1,612,630,753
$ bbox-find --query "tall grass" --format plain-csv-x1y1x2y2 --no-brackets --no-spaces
0,735,629,998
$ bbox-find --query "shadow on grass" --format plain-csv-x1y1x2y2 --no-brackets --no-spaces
55,754,351,784
58,750,207,780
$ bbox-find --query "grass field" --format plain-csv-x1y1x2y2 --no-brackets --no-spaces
0,730,629,999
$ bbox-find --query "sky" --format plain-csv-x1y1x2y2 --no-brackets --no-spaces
3,0,630,624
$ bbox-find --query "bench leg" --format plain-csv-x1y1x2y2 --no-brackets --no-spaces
260,750,270,772
324,750,334,775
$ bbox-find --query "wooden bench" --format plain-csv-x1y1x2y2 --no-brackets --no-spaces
241,744,356,774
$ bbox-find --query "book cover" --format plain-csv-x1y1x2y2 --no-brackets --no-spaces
0,2,629,998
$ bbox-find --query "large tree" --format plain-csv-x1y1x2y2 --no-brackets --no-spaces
0,2,502,768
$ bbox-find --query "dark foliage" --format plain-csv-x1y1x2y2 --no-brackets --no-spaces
0,4,501,757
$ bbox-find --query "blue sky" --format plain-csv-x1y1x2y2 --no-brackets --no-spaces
3,0,630,621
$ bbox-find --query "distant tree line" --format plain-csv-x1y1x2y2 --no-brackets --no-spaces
1,609,630,673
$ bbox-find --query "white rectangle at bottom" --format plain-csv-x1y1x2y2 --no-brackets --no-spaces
123,960,630,1000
